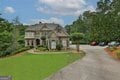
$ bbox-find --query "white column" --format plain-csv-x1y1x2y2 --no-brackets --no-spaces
33,39,36,47
25,40,28,46
29,40,32,46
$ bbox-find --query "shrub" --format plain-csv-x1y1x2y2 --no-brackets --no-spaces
38,45,43,47
0,51,6,57
37,47,47,51
56,44,63,51
0,47,31,57
12,46,31,55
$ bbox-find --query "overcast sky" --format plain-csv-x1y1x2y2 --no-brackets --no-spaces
0,0,98,26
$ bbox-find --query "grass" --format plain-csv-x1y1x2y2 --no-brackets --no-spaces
0,52,84,80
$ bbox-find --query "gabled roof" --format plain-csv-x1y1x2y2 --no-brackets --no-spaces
25,22,69,37
26,23,59,31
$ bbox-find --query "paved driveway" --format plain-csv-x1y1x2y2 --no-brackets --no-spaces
45,45,120,80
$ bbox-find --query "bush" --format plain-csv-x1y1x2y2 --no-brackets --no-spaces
12,46,31,55
56,44,63,51
38,45,44,47
37,47,47,51
0,46,31,57
0,49,14,57
0,51,6,57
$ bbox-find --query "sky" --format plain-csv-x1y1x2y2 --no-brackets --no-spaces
0,0,98,26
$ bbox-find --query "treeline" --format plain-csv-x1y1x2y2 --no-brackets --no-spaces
0,16,27,57
65,0,120,43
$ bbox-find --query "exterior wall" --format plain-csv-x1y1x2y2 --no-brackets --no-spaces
61,38,69,49
25,37,69,49
25,27,69,49
25,32,35,38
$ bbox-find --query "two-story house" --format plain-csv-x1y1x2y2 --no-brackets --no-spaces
25,22,69,49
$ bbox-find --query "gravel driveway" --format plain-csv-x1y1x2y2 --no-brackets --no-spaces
45,45,120,80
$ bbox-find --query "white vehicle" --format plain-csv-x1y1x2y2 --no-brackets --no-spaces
108,41,120,47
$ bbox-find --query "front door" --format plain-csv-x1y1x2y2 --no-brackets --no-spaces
36,39,40,46
51,40,56,49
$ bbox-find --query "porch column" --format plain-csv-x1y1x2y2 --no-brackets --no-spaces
29,40,32,46
33,39,36,47
25,40,28,46
47,39,50,50
40,39,42,45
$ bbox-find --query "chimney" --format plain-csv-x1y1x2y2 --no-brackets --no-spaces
39,22,42,24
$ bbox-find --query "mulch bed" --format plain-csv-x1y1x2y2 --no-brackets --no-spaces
105,48,117,59
104,47,120,60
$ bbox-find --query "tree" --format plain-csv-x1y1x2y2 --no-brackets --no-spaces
70,33,84,52
0,16,27,57
0,17,14,56
65,0,120,43
41,36,46,46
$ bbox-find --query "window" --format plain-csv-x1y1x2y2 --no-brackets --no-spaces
25,32,34,38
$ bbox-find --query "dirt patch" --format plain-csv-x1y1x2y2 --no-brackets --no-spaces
104,47,120,60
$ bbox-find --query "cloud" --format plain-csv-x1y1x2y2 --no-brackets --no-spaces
4,6,15,13
28,17,64,26
37,0,95,16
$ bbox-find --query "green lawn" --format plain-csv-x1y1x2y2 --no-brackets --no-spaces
0,52,84,80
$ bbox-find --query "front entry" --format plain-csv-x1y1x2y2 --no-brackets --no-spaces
36,39,40,46
51,40,56,49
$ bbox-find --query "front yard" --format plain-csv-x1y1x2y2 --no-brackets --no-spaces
0,52,84,80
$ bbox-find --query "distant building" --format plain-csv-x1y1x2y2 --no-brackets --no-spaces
25,22,69,49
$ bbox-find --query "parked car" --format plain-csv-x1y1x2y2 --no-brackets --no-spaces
90,41,98,46
108,41,120,47
99,42,107,46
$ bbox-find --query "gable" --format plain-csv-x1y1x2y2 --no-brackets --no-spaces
40,24,51,31
49,31,57,38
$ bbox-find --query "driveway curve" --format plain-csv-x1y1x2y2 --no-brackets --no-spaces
45,45,120,80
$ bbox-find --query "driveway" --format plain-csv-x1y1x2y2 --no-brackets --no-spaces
45,45,120,80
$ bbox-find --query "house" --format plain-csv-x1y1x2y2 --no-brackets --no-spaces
25,22,69,49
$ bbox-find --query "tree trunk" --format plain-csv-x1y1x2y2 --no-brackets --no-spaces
76,43,80,52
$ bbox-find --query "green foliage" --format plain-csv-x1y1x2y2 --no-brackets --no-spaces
0,16,27,57
37,47,48,51
41,36,46,41
37,45,48,51
56,44,63,51
12,46,31,55
70,33,84,43
65,0,120,43
70,33,84,52
0,47,31,57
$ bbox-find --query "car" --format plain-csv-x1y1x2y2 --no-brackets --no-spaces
99,42,107,46
90,41,98,46
108,41,120,47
